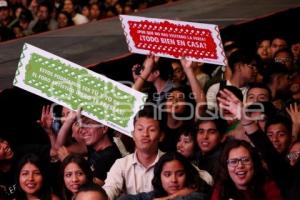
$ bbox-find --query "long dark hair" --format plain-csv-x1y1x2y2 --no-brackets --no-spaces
152,152,209,197
60,154,93,200
215,140,267,200
15,154,53,200
165,86,194,119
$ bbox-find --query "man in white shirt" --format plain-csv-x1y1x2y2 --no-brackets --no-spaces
103,106,165,200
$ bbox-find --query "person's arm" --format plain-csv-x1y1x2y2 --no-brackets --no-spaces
54,109,80,150
180,58,206,116
132,55,157,91
218,89,295,195
37,105,56,148
206,83,219,110
286,103,300,143
103,159,125,200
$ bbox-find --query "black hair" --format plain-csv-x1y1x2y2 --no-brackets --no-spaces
217,85,243,102
164,86,194,118
133,105,166,133
246,82,272,102
153,57,174,81
271,35,288,46
178,126,199,160
152,152,210,197
273,47,294,61
19,8,33,22
195,112,228,138
15,154,53,200
262,62,289,84
228,49,257,73
60,154,93,200
56,10,74,27
75,182,108,200
265,114,292,138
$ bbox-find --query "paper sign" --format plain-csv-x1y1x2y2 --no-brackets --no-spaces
120,15,226,66
13,43,147,136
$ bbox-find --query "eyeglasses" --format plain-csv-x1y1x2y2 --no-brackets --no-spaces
287,151,300,161
227,156,252,167
246,64,257,70
275,57,292,63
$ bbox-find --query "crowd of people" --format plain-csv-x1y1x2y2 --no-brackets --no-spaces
1,2,300,200
0,0,178,41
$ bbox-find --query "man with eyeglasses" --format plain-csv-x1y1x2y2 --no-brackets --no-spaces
274,48,295,74
206,49,258,110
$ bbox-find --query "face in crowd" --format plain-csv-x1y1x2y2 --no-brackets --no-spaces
176,132,196,159
133,116,162,153
266,123,290,154
79,117,108,149
227,145,254,190
64,162,87,194
270,38,288,57
196,121,222,154
165,90,187,115
239,62,257,83
160,159,186,195
257,39,271,61
246,88,270,103
0,139,14,161
171,62,186,84
19,162,43,196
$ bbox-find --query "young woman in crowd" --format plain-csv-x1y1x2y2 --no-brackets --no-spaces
176,129,214,186
60,154,93,200
15,154,59,200
211,139,283,200
160,87,194,152
118,152,211,200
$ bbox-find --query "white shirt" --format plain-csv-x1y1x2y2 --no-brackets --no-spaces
72,13,89,25
103,150,164,200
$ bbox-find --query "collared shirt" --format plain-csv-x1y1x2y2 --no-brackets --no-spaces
103,150,164,200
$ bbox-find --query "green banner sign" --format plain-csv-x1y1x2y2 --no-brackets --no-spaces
14,43,147,136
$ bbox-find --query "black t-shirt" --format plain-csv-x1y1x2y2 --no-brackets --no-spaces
87,143,121,181
159,120,194,152
0,162,16,200
0,144,51,200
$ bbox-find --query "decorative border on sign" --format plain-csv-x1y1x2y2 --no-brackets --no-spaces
127,20,217,59
214,26,227,66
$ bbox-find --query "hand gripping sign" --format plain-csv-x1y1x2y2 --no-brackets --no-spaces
120,15,227,66
13,43,147,137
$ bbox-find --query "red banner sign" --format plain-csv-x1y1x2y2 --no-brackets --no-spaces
120,15,226,66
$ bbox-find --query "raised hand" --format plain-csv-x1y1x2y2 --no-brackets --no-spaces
37,105,53,132
286,103,300,142
217,89,243,120
286,103,300,125
180,57,193,70
143,54,158,73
